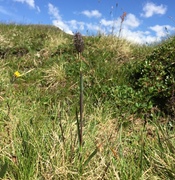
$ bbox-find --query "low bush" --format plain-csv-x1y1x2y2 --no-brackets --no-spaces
130,37,175,116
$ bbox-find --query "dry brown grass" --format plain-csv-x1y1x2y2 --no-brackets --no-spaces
43,63,67,89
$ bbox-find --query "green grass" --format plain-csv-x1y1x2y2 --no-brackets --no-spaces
0,23,175,179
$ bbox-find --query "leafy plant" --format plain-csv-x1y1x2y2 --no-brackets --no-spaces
131,37,175,116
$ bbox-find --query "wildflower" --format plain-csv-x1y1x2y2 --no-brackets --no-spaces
14,71,22,78
74,32,84,53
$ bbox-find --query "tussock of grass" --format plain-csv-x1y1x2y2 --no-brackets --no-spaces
43,63,66,89
0,23,175,179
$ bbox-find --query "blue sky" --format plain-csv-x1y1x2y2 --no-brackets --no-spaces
0,0,175,43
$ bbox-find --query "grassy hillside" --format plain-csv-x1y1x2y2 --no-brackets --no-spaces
0,24,175,179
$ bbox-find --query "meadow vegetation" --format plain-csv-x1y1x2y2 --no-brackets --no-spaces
0,23,175,179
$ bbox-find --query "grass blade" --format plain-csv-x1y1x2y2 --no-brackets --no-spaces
83,148,98,167
0,162,8,178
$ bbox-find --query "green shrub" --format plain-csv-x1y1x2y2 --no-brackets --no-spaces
131,37,175,115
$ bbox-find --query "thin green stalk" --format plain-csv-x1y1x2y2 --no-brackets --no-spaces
140,121,146,178
140,129,144,177
76,107,81,147
79,70,83,147
74,32,84,174
59,102,65,148
78,52,83,175
119,124,123,159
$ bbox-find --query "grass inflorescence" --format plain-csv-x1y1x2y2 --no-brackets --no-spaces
0,23,175,179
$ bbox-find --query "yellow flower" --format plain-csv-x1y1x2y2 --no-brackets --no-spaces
14,71,22,78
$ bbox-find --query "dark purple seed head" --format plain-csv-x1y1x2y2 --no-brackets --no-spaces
74,32,84,53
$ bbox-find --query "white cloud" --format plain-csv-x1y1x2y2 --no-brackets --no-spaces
13,0,35,8
48,3,73,35
52,20,73,35
81,10,102,18
48,3,61,19
149,25,175,37
100,13,139,30
119,24,175,44
123,14,140,28
120,28,159,44
98,13,140,37
13,0,40,12
67,20,106,34
141,2,167,18
100,19,154,43
86,23,101,32
68,20,78,29
100,19,113,27
90,17,170,44
68,20,85,31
